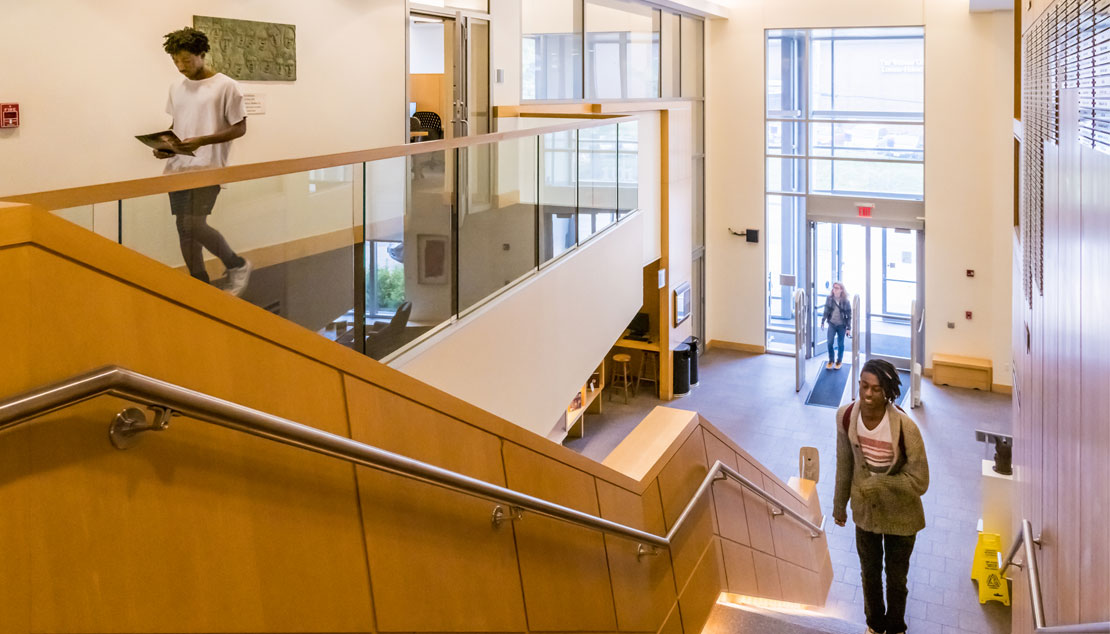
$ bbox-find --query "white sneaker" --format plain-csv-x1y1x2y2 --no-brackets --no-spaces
226,259,252,297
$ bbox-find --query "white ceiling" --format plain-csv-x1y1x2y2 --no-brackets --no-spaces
969,0,1014,11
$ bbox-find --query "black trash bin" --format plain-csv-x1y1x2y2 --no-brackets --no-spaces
684,336,701,387
673,343,691,397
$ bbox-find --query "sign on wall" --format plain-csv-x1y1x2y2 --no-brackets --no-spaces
193,16,296,82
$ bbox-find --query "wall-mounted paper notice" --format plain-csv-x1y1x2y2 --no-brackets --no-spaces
244,93,266,115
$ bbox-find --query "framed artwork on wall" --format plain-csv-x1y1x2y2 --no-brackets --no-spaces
674,281,691,326
417,234,449,284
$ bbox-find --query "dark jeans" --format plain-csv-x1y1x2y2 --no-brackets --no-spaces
168,186,244,283
856,527,916,633
827,323,847,363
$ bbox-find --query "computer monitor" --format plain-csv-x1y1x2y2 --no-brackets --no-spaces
629,312,649,336
409,102,418,117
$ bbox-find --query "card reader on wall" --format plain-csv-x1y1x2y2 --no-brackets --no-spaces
728,228,759,243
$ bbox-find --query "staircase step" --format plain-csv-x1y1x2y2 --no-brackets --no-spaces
707,602,866,634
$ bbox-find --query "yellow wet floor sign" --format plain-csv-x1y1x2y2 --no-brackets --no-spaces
971,532,1011,606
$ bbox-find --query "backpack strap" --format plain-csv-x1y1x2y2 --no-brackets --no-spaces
841,401,855,433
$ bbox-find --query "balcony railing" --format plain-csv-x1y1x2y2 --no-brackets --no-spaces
2,116,645,363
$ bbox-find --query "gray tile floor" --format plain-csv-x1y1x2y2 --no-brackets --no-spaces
566,349,1012,634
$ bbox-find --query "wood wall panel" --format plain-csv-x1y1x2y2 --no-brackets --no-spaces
657,427,708,529
677,538,724,634
1055,92,1082,625
22,248,353,438
1017,5,1110,630
0,248,31,632
776,559,822,607
762,477,815,570
24,400,374,633
4,247,374,633
502,443,617,632
657,603,683,634
667,492,714,597
702,430,749,546
0,203,839,633
596,480,676,632
0,247,31,634
344,377,527,632
719,539,760,597
734,455,776,556
751,549,784,600
410,73,446,118
1078,144,1110,623
656,427,712,589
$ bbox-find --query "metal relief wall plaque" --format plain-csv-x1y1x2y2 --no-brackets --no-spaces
192,16,296,82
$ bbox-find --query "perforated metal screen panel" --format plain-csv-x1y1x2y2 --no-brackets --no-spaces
1021,0,1110,306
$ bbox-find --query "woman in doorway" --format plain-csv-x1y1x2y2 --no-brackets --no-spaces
833,359,929,634
820,281,852,369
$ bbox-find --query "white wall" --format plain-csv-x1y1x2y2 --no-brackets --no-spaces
0,1,405,198
395,213,645,437
705,0,1014,383
490,0,522,107
410,22,446,74
922,2,1015,382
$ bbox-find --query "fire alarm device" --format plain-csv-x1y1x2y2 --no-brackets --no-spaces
0,103,18,128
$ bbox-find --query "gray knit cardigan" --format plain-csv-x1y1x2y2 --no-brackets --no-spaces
832,401,930,536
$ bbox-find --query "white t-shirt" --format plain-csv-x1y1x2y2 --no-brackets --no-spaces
856,410,894,470
164,73,246,173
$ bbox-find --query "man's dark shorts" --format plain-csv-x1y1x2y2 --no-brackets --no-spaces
169,185,221,216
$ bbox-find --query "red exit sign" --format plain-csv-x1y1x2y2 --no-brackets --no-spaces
856,201,874,217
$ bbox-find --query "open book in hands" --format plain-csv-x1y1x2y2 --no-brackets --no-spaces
136,130,195,156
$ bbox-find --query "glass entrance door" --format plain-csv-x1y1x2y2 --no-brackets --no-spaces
867,226,918,366
454,14,493,219
809,222,921,370
452,14,490,139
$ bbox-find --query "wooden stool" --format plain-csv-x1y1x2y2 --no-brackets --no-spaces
635,350,659,397
609,353,633,404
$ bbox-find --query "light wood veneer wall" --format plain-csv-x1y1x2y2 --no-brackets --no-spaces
0,205,831,633
1014,4,1110,632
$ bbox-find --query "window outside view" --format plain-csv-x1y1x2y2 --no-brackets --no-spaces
765,27,924,354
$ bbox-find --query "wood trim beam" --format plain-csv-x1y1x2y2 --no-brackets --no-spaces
0,116,632,211
708,340,766,354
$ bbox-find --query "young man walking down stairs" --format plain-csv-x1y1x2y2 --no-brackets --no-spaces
833,359,930,634
153,27,252,297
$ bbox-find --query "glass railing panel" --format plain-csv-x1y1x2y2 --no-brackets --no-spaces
57,118,652,363
577,123,618,243
370,147,457,359
120,165,361,346
50,205,96,231
458,136,538,313
362,157,408,358
539,130,577,265
618,120,640,218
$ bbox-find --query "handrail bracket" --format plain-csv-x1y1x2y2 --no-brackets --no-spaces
491,504,523,528
109,406,174,450
637,544,661,561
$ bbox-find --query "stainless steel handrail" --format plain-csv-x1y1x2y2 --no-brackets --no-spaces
1000,519,1110,633
0,366,825,552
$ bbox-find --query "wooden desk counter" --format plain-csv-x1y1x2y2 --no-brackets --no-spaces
615,334,661,352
